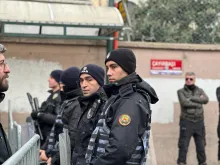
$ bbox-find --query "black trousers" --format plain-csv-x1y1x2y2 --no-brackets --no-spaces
177,119,206,165
217,115,220,160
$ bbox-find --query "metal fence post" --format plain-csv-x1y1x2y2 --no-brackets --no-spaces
14,121,22,149
7,100,17,154
59,129,71,165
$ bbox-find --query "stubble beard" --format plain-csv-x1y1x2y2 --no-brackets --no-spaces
0,75,9,92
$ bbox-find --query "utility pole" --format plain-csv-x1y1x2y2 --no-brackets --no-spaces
105,0,114,84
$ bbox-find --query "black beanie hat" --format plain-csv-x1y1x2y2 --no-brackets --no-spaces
80,64,105,86
60,67,80,93
105,48,136,74
50,70,62,83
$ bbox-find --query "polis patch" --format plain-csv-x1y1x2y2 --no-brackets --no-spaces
118,114,131,126
53,93,58,100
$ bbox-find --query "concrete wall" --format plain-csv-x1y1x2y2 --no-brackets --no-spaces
2,58,62,112
0,38,105,112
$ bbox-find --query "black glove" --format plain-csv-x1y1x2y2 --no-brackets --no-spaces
31,111,39,120
55,122,64,130
55,124,64,135
54,115,64,135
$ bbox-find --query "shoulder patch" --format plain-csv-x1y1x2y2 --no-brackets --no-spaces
53,93,58,100
118,114,131,126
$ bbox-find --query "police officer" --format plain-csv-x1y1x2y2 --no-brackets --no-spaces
0,44,12,163
31,69,62,145
86,48,159,165
216,86,220,164
46,64,107,165
177,72,209,165
40,67,82,165
70,64,107,165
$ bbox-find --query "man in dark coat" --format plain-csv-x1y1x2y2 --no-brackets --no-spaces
177,72,209,165
70,64,107,165
31,69,62,145
40,67,82,165
0,44,12,163
85,48,159,165
46,64,107,165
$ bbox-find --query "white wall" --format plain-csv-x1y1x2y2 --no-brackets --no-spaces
0,58,62,113
145,78,220,124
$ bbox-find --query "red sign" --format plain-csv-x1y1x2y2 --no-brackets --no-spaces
150,59,182,75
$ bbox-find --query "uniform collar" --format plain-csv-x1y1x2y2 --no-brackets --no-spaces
184,84,197,91
65,88,82,99
104,73,140,97
79,87,107,101
113,72,139,86
79,87,107,106
48,89,60,94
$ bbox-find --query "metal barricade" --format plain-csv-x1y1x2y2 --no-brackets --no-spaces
8,100,35,153
2,134,40,165
21,122,35,146
8,100,19,153
14,121,22,151
59,129,71,165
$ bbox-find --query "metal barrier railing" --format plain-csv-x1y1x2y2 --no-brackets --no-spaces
8,100,35,153
59,129,71,165
2,134,40,165
8,100,20,153
12,121,22,152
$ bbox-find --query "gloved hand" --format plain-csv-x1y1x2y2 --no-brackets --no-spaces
31,111,39,120
54,115,64,134
55,122,64,129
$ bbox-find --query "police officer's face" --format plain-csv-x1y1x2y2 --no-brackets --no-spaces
106,61,128,83
80,74,100,96
0,53,10,92
48,76,59,89
185,75,196,86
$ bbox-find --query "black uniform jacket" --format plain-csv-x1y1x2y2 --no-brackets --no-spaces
70,87,107,165
0,93,12,164
92,73,159,165
38,90,61,139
